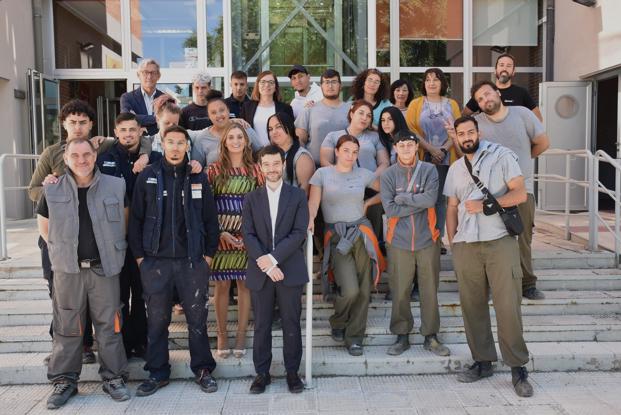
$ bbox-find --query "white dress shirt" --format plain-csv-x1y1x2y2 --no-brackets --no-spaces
141,88,158,115
266,179,283,266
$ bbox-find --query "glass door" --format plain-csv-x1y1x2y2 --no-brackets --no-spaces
27,69,61,155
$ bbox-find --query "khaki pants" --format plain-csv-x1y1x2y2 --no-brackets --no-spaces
387,241,440,336
48,267,128,382
452,236,529,368
329,234,372,347
517,193,536,291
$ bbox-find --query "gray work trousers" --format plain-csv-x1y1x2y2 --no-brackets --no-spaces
47,267,128,383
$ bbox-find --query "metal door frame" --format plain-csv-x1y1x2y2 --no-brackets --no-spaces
27,68,61,155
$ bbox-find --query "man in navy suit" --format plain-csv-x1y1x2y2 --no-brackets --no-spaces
242,145,309,395
120,58,164,135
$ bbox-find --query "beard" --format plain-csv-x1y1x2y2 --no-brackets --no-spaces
496,71,511,84
323,93,339,100
482,99,501,115
459,139,480,154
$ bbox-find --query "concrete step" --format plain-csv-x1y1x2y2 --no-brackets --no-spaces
0,250,616,281
2,290,620,326
2,341,620,385
2,314,620,353
3,270,621,301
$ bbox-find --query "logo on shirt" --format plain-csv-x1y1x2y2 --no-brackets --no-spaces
102,161,116,168
146,177,157,185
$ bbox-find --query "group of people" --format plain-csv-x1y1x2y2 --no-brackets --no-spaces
28,53,549,410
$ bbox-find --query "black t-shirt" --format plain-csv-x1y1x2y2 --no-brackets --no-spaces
466,84,537,113
180,103,212,130
38,187,100,261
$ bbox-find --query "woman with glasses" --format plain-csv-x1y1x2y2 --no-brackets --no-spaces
405,68,461,252
267,112,315,194
350,68,391,128
240,71,294,149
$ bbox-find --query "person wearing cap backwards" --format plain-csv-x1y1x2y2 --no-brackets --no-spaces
380,130,450,357
288,64,324,119
129,125,220,396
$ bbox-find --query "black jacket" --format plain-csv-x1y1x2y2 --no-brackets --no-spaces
129,158,219,261
240,100,294,129
241,183,309,290
96,142,162,201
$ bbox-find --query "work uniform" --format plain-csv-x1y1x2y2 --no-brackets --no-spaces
129,157,219,382
380,160,441,337
97,143,161,357
443,140,529,368
39,169,129,383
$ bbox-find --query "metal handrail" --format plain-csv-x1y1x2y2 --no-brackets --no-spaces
304,230,313,388
0,154,40,261
534,148,621,266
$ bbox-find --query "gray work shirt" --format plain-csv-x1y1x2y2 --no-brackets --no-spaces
322,129,384,172
295,100,351,164
474,106,544,194
443,140,523,243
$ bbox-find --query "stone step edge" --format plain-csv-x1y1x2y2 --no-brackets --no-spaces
1,341,619,384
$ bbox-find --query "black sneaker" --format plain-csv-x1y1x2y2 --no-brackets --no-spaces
82,348,96,364
457,361,493,383
196,369,218,393
286,372,304,393
136,378,170,397
249,373,271,394
512,366,534,397
102,377,130,401
47,381,78,409
331,328,345,342
523,287,545,300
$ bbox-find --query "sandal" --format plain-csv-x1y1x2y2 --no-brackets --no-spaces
233,349,247,358
216,331,231,359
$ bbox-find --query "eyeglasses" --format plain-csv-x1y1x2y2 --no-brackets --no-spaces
140,70,159,77
259,80,276,86
365,78,381,85
322,80,340,85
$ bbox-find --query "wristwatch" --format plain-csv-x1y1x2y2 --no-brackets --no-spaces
440,148,448,155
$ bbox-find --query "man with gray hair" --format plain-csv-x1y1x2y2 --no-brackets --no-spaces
180,71,213,130
120,58,164,135
37,138,131,408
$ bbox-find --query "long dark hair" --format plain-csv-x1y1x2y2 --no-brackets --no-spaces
389,79,414,107
378,106,409,155
267,112,299,185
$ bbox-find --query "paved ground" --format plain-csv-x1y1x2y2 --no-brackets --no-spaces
1,372,621,414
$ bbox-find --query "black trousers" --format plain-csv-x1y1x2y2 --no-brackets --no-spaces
39,236,94,348
120,247,147,353
250,279,304,375
140,257,216,381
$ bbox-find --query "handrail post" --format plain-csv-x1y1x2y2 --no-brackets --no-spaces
304,230,313,388
0,154,8,260
615,167,620,267
564,154,571,240
588,155,599,251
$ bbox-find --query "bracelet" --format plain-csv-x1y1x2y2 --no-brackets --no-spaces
440,148,448,155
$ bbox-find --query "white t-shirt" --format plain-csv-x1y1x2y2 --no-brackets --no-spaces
254,104,276,147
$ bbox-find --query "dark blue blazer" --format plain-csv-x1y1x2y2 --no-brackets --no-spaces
241,182,309,290
120,88,164,135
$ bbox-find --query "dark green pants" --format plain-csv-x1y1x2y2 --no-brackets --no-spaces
329,234,372,347
452,236,529,368
517,193,536,291
387,241,440,336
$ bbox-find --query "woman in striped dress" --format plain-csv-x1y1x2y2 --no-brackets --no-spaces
207,122,264,359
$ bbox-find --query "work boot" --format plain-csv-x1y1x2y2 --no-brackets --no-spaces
523,287,545,300
347,343,364,356
136,378,169,397
387,334,410,356
82,347,96,364
102,377,130,402
512,366,534,397
47,380,78,409
423,334,450,356
196,369,218,393
457,361,493,383
331,328,345,342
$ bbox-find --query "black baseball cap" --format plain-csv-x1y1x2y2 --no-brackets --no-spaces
288,64,308,78
393,129,420,144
